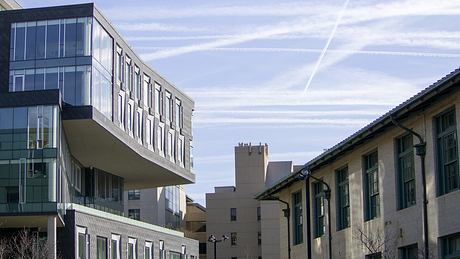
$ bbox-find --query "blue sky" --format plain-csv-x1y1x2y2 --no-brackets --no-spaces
19,0,460,205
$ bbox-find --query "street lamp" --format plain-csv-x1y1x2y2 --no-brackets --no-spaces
208,234,228,259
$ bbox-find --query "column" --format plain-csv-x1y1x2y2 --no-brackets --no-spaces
47,215,57,259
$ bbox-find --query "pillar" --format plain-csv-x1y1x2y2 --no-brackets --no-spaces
47,215,57,259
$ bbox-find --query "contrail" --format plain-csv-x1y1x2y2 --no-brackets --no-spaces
303,0,351,94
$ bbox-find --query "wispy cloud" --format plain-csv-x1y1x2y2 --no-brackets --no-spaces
117,22,207,32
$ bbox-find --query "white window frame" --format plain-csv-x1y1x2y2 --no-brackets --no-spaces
165,91,172,123
111,234,121,259
154,83,162,115
127,238,137,259
118,93,125,129
168,129,175,162
127,102,134,136
136,109,143,144
158,123,165,156
76,226,89,259
146,117,153,150
145,241,153,259
178,135,185,166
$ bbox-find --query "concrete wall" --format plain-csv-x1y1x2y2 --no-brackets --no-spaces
275,87,460,258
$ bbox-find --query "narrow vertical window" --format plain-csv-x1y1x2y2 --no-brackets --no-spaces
125,56,132,92
313,182,324,238
111,234,121,259
158,123,165,155
155,84,162,115
436,108,459,195
257,207,261,221
396,134,416,209
136,110,143,143
77,227,89,259
97,236,108,259
127,238,137,259
144,241,153,259
116,45,123,85
336,166,350,230
231,232,237,246
442,233,460,258
167,130,174,161
165,91,172,122
175,98,182,129
230,208,236,221
364,151,380,220
292,191,303,244
118,94,124,128
127,103,133,134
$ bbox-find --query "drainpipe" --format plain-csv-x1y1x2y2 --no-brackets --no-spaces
299,169,332,259
268,196,291,259
391,117,429,258
305,176,312,259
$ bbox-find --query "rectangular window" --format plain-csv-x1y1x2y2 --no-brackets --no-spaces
127,103,133,134
111,234,121,259
158,124,165,155
258,232,261,246
336,166,350,230
175,98,182,128
436,108,459,195
399,244,418,259
177,136,184,165
118,94,125,128
128,238,137,259
146,118,153,149
230,208,237,221
147,83,153,109
116,45,123,84
364,151,380,220
128,190,140,200
97,236,108,259
168,130,174,161
136,110,143,143
366,253,382,259
128,209,140,220
442,233,460,259
293,191,303,244
231,232,237,246
46,20,59,58
26,22,36,60
134,66,141,100
125,56,132,92
159,240,166,259
313,182,324,238
144,241,153,259
77,227,89,259
257,207,261,221
155,84,162,115
165,91,172,122
397,134,416,209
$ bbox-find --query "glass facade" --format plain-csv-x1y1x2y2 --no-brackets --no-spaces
0,106,58,213
165,185,181,229
9,18,113,119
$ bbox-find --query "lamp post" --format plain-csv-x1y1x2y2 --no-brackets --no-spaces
208,234,228,259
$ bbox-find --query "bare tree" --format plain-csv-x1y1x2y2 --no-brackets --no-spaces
0,237,8,259
9,229,50,259
353,226,397,259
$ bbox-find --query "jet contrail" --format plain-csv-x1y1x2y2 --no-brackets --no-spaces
303,0,351,94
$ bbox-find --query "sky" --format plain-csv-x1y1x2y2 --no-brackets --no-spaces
19,0,460,205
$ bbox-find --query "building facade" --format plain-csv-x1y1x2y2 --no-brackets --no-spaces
0,0,20,11
124,186,187,231
0,3,198,258
185,196,207,259
206,143,294,259
257,68,460,259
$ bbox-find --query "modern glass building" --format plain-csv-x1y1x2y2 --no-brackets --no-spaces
0,3,197,258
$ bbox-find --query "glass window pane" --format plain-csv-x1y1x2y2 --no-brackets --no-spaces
36,21,46,59
26,22,36,60
65,19,77,57
75,66,91,106
13,107,28,150
64,67,76,105
45,68,59,90
0,109,13,151
97,237,107,259
25,69,34,91
34,69,45,90
46,20,60,58
14,23,26,61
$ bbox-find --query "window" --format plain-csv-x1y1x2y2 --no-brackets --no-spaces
128,209,140,220
111,234,121,259
144,241,153,259
128,238,137,259
170,252,181,259
178,136,185,165
230,208,237,221
159,240,166,259
336,166,350,230
77,227,89,259
116,45,123,84
293,191,303,244
167,130,174,160
231,232,237,246
199,243,206,254
128,190,140,200
97,237,108,259
158,124,165,155
127,103,133,134
257,206,261,221
155,84,162,115
175,98,182,128
165,91,172,122
364,151,380,220
146,118,153,149
118,94,125,128
366,252,382,259
436,108,459,195
165,186,181,229
442,233,460,259
396,134,416,209
147,81,153,109
258,232,261,246
399,244,418,259
125,56,132,92
313,182,324,238
135,66,141,100
136,110,143,143
92,19,113,72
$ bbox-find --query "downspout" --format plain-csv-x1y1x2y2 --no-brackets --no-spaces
305,176,312,259
268,196,291,259
300,169,332,259
391,117,429,258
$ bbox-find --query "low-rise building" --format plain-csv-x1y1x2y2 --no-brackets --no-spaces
257,68,460,259
185,196,207,259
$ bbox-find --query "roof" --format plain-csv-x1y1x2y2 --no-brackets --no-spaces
257,67,460,200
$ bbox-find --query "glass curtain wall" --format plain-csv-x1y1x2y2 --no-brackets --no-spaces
0,106,58,213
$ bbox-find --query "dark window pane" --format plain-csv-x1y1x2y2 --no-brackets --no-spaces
35,22,46,59
45,68,59,90
25,23,36,60
14,24,25,61
46,20,59,58
34,69,45,90
75,66,91,105
64,67,76,105
0,109,13,151
65,19,77,57
25,69,34,91
13,107,28,150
